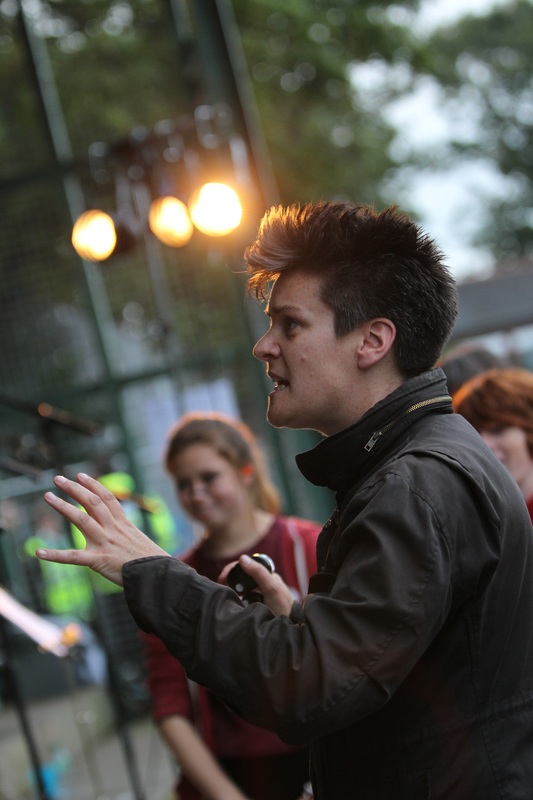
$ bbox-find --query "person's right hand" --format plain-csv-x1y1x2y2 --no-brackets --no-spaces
219,554,296,616
36,473,168,586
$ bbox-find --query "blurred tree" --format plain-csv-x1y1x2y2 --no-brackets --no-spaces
0,0,435,404
0,0,194,165
396,0,533,268
433,0,533,267
0,0,429,210
233,0,423,204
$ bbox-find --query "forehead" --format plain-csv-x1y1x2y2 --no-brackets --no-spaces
266,269,327,315
171,442,226,467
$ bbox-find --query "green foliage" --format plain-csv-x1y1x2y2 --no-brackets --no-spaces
0,0,433,405
422,0,533,264
232,0,422,205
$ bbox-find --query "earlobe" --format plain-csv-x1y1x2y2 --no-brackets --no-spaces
240,464,255,486
357,319,396,369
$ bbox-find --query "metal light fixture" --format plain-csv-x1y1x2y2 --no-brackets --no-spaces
71,106,251,261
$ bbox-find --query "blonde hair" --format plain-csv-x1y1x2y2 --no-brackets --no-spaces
164,412,280,514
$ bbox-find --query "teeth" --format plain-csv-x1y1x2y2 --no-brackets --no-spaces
274,380,287,391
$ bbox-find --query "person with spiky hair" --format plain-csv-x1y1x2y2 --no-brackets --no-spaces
37,203,533,800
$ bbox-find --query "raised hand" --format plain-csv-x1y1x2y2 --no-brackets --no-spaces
36,473,168,586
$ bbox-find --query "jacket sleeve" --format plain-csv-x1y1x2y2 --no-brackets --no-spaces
124,467,473,745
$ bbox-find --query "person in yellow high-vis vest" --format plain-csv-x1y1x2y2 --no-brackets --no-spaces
23,503,94,622
69,470,181,716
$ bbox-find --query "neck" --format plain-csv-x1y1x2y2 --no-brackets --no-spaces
324,370,405,437
202,508,274,558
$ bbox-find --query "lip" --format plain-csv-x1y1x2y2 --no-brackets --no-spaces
189,501,214,516
192,507,218,524
267,370,289,392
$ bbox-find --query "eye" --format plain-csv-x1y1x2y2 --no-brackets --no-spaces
283,316,300,334
176,478,191,493
200,471,219,484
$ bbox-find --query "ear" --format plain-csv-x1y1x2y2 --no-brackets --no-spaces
356,318,396,369
240,464,255,486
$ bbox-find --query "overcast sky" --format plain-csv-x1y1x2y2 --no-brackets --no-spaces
417,0,513,31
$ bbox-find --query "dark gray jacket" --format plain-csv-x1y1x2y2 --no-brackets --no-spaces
125,369,533,799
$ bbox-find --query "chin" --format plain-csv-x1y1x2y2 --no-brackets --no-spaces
267,408,305,431
266,411,286,429
267,394,308,430
266,402,290,429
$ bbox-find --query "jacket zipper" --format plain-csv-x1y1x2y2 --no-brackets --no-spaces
364,395,451,452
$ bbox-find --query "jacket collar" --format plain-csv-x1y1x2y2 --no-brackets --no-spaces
296,368,452,494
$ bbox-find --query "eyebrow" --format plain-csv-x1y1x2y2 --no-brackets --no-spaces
265,301,303,317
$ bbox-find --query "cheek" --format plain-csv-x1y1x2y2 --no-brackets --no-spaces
506,441,529,468
502,431,528,458
480,433,501,455
176,490,194,511
211,477,245,504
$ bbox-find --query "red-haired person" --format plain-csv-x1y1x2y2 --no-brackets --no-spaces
454,367,533,522
144,412,321,800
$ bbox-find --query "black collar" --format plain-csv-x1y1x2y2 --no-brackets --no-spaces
296,368,453,494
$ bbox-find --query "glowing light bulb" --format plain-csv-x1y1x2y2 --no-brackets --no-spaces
149,196,194,247
71,210,117,261
189,183,243,236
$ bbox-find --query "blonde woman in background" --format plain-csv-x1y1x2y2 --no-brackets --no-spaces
144,412,321,800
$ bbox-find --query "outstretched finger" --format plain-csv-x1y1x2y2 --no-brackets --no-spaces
50,473,123,523
44,487,105,545
76,472,141,523
76,472,126,510
35,544,125,586
35,546,95,568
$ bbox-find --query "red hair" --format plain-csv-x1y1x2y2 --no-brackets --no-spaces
453,368,533,457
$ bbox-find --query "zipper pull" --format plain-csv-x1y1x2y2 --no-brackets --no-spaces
364,431,382,452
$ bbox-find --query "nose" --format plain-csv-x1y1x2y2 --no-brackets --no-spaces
179,479,207,500
253,329,280,362
190,480,209,499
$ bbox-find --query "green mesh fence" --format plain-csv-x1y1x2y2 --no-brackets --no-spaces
0,0,330,616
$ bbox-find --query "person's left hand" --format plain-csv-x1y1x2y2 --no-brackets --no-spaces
218,554,296,616
36,473,168,586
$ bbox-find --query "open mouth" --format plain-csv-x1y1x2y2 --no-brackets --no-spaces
269,372,288,392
